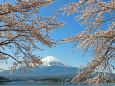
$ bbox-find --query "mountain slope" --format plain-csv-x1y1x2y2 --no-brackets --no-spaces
0,56,78,79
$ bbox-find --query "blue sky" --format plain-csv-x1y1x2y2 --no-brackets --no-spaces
32,0,93,67
0,0,93,69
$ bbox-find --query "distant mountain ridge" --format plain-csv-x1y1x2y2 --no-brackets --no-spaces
0,56,78,80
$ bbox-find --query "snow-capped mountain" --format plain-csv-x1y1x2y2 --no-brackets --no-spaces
41,56,66,66
0,56,78,79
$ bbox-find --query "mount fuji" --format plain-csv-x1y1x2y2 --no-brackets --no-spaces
0,56,78,80
41,56,68,67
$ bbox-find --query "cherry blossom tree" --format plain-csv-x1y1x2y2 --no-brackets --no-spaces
0,0,64,72
58,0,115,84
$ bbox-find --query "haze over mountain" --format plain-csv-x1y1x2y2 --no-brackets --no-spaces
0,56,78,79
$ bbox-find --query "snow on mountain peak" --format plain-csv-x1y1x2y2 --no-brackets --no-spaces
41,56,65,66
42,56,60,63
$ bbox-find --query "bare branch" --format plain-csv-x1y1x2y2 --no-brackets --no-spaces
0,51,21,63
